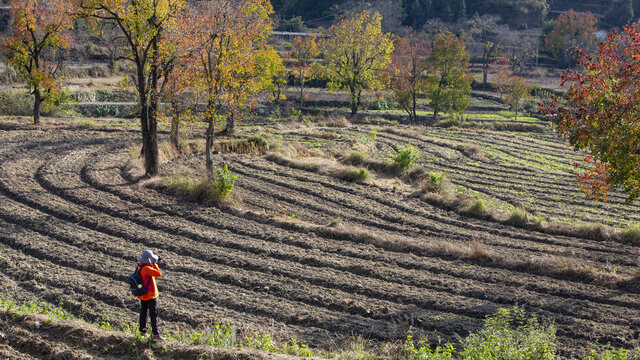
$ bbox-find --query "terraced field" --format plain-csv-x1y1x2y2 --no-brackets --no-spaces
1,121,640,358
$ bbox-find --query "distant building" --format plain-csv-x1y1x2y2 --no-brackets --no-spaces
594,30,608,40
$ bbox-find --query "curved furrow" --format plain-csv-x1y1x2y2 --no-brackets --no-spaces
0,190,492,341
1,129,639,355
3,133,639,318
237,155,637,267
365,129,640,230
226,157,637,269
75,146,640,338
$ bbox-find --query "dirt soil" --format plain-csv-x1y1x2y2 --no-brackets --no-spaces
0,121,639,359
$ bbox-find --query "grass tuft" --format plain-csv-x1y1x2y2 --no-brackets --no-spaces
337,167,370,183
343,151,367,166
421,172,451,194
624,223,640,244
163,165,238,204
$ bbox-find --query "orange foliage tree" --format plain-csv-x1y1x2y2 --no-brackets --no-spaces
289,34,319,114
76,0,185,177
2,0,75,125
544,10,597,67
176,0,277,176
541,24,640,202
388,29,430,123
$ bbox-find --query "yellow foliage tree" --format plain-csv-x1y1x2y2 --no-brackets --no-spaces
322,11,394,117
176,0,277,176
77,0,185,177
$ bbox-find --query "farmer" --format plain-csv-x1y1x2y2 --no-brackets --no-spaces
136,249,164,341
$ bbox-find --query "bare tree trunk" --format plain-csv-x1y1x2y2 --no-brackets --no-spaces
225,111,235,134
299,78,304,115
33,88,41,125
205,115,215,177
412,91,417,123
349,85,358,118
483,63,488,88
170,107,180,151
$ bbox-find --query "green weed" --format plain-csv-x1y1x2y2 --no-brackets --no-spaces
422,172,449,194
459,307,557,360
391,145,421,171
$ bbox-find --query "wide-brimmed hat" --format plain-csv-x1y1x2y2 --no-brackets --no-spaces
138,249,159,264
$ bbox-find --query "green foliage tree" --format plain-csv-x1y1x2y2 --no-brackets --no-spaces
505,76,532,120
605,0,634,27
426,31,472,120
2,0,75,125
322,11,394,117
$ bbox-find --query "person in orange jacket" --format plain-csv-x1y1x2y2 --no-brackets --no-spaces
136,249,164,341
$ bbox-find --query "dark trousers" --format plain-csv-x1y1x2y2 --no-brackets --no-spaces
139,298,159,335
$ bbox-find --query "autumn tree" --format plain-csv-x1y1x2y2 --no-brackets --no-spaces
541,24,640,202
179,0,275,176
322,11,394,117
426,31,472,120
289,34,319,114
489,56,512,100
544,10,597,67
77,0,184,177
466,15,506,88
505,76,531,120
388,29,430,123
2,0,75,125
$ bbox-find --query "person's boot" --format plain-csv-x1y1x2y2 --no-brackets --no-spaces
153,334,165,342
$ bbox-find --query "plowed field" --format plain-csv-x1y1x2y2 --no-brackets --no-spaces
1,122,639,358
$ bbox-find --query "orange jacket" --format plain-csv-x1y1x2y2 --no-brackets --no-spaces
136,263,161,301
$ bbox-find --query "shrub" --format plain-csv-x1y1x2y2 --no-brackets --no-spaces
391,145,421,171
163,177,198,197
337,167,370,183
508,209,529,227
459,307,557,360
163,165,238,204
422,172,449,193
401,334,454,360
323,115,350,128
0,90,33,116
209,164,237,199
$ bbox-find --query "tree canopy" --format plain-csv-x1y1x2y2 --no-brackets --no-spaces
3,0,75,125
322,11,394,117
542,23,640,202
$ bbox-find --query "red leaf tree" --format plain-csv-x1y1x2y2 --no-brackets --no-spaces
542,23,640,202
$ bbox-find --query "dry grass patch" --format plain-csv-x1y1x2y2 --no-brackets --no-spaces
320,115,350,128
460,143,489,162
265,210,628,288
266,153,371,184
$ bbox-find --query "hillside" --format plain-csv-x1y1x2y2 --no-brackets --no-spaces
273,0,640,28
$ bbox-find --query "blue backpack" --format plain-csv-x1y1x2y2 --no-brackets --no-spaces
127,264,149,297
